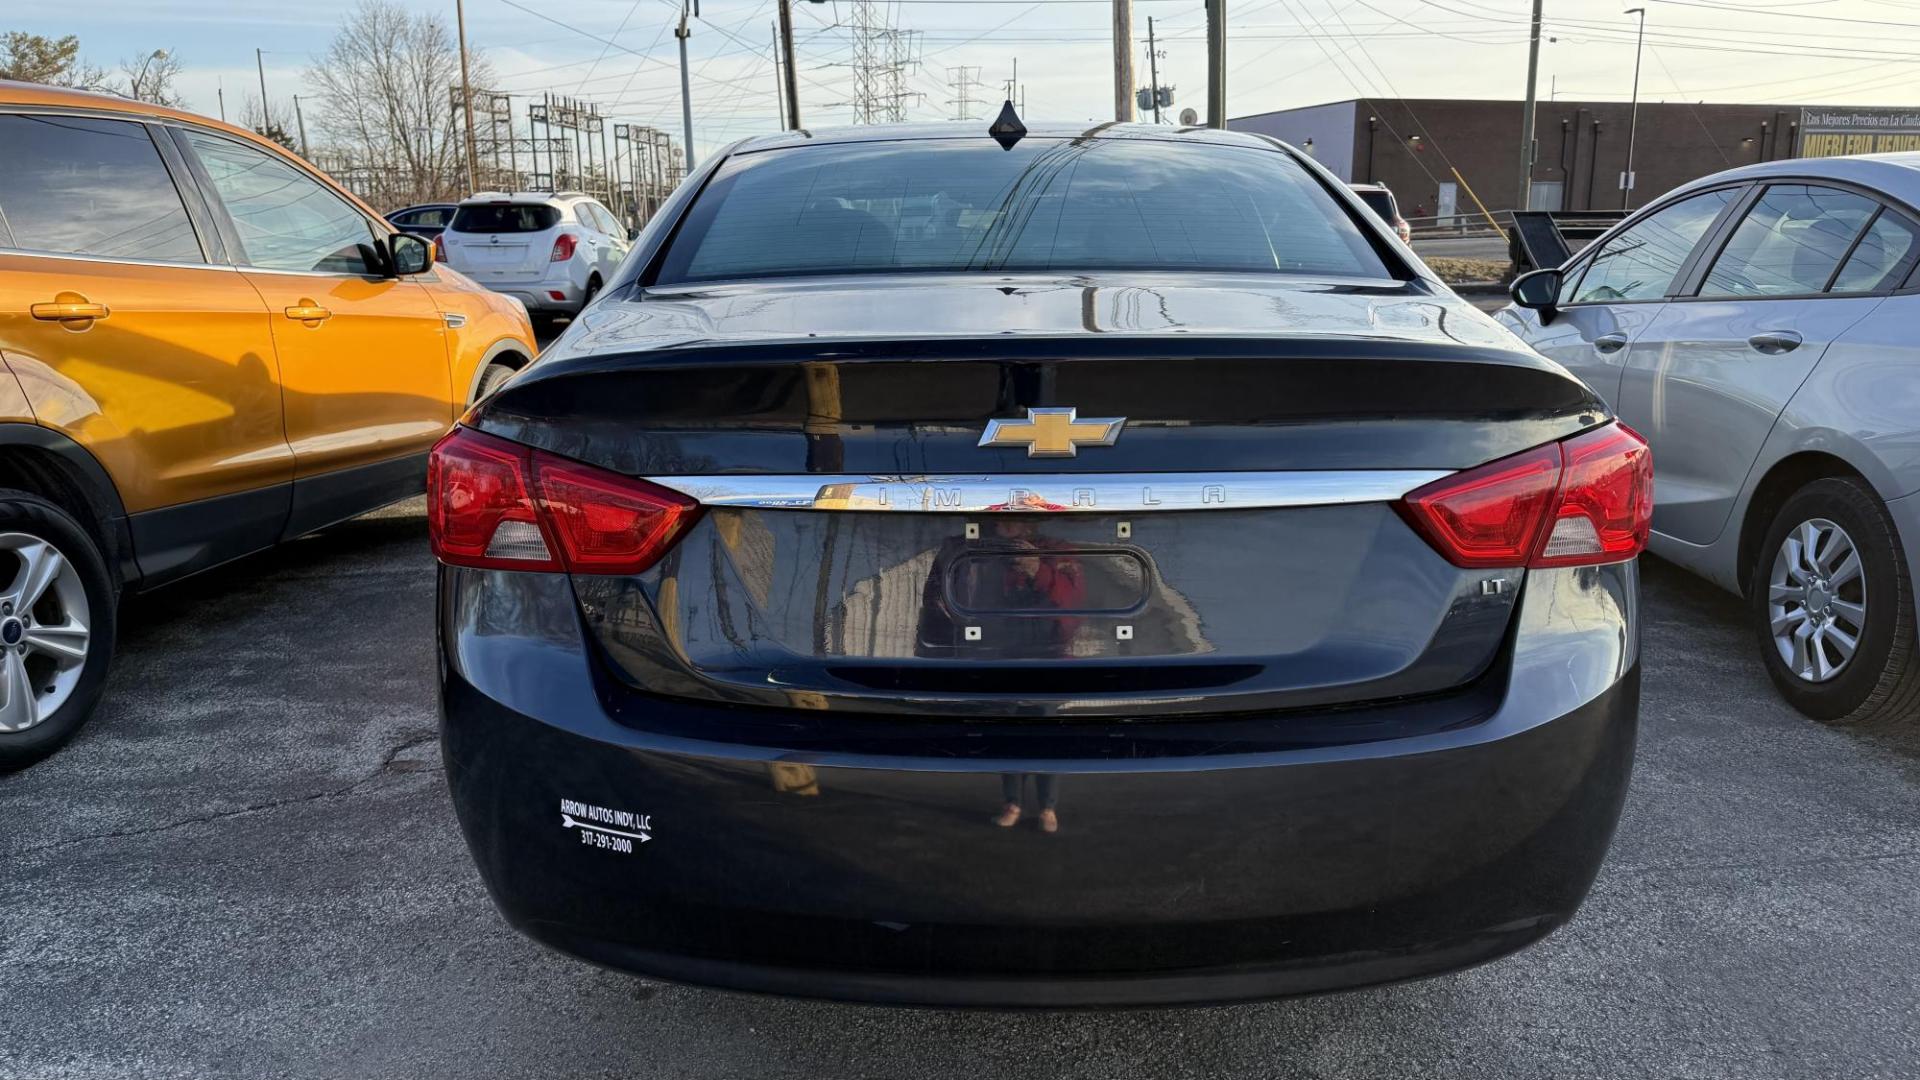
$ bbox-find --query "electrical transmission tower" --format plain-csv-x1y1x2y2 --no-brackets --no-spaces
946,66,984,122
841,0,921,123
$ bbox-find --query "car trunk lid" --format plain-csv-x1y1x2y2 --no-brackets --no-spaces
478,318,1603,718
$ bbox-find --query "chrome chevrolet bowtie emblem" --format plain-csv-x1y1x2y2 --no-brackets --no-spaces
978,407,1126,458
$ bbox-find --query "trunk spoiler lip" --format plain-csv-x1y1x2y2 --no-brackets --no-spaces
643,470,1452,513
514,332,1583,389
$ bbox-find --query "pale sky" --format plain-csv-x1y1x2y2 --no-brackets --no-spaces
19,0,1920,160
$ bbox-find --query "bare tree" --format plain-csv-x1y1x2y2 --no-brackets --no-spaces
120,48,183,107
241,95,299,153
303,0,491,209
0,31,110,89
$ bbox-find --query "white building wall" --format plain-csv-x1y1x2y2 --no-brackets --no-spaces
1229,101,1360,182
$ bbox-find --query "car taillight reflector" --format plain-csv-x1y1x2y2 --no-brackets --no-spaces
1399,422,1652,569
432,234,446,263
550,233,577,261
428,427,700,575
1534,422,1653,567
427,427,557,571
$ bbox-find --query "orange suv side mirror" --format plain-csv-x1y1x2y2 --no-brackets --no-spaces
389,233,434,277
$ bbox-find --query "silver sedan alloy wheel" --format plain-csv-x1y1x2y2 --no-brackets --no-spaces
1767,517,1866,684
0,532,92,732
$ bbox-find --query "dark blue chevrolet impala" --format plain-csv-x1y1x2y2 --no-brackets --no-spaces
430,119,1649,1006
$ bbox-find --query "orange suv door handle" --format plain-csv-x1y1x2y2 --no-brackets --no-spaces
284,302,332,324
30,301,110,323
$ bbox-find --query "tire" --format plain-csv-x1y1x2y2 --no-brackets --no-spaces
473,361,517,403
582,275,602,309
1750,476,1920,732
0,489,117,771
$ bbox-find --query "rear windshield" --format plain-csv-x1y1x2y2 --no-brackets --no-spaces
657,138,1393,283
1355,190,1398,222
450,204,560,233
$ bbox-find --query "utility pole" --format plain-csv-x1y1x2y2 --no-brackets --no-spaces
528,103,541,191
1205,0,1226,127
778,0,802,129
677,1,697,169
217,78,226,122
1112,0,1133,122
455,0,480,194
1146,17,1163,123
772,22,788,130
292,94,310,159
1517,0,1542,212
1623,7,1646,209
254,48,270,131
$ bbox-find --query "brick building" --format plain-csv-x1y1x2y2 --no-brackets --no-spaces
1231,99,1920,221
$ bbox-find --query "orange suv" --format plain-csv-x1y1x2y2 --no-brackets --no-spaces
0,82,538,767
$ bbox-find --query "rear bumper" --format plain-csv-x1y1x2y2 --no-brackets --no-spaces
491,283,582,314
450,265,583,313
440,562,1640,1006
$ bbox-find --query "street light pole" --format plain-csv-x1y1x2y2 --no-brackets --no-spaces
1623,7,1646,210
130,49,167,101
1517,0,1542,212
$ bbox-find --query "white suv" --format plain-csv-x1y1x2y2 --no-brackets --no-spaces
441,192,631,327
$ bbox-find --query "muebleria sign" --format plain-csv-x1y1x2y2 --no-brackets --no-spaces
1799,108,1920,157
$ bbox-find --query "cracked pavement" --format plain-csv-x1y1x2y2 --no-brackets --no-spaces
4,499,1920,1079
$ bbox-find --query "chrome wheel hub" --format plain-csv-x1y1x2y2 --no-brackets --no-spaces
1767,518,1865,684
0,532,91,732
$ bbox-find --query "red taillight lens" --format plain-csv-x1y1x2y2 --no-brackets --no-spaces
550,233,577,262
1399,422,1652,569
533,457,700,573
432,234,446,263
1400,445,1561,568
427,427,557,571
1534,422,1653,567
428,427,699,575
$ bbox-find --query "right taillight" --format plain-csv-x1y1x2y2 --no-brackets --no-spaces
1399,421,1651,569
428,427,700,574
550,233,577,262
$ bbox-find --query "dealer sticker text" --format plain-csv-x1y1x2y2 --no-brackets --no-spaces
560,797,653,855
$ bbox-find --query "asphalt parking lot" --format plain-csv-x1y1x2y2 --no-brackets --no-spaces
5,498,1920,1080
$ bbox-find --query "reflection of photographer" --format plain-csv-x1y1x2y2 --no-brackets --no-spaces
1003,545,1085,611
994,773,1060,834
990,518,1087,652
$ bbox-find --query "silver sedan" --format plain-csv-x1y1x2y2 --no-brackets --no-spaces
1499,153,1920,730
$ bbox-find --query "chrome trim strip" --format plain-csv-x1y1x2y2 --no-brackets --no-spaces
0,246,239,272
645,471,1451,513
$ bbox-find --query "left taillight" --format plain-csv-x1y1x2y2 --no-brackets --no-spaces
432,234,446,263
1398,421,1652,570
428,427,700,574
